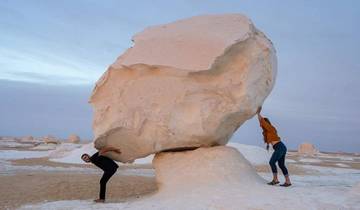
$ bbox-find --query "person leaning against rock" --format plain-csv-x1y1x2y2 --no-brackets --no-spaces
256,107,292,187
81,147,121,202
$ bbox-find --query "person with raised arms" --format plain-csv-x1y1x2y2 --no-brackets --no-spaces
257,107,291,187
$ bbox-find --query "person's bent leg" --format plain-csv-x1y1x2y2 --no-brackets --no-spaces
269,151,280,184
99,170,116,200
278,154,288,177
278,154,291,185
277,145,291,186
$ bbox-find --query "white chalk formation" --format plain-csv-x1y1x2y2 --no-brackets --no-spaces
153,146,264,193
132,146,283,210
298,142,319,156
42,135,59,144
68,134,80,144
90,14,277,162
20,136,34,142
48,143,83,159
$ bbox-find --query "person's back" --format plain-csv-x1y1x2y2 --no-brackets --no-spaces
259,117,280,144
81,147,121,202
90,152,118,172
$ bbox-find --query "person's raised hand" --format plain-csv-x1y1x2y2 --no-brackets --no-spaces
256,106,262,114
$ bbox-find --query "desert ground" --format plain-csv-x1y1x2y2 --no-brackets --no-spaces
0,138,359,210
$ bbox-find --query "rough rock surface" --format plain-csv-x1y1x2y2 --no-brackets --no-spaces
298,142,319,156
19,136,40,143
42,135,58,144
21,136,34,141
153,146,264,192
90,14,277,162
68,134,80,144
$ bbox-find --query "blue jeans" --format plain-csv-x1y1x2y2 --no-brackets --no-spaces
269,141,289,176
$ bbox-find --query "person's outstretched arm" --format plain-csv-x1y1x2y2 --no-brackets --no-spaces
99,147,121,156
256,106,273,131
256,107,263,122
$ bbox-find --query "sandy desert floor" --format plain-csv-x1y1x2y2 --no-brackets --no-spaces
0,171,157,209
0,138,359,210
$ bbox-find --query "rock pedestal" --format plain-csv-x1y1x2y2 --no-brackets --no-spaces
153,146,264,193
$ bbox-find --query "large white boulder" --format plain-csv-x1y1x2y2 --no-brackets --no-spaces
90,14,277,162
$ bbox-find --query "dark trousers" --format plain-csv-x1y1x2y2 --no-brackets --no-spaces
269,141,289,176
99,169,117,200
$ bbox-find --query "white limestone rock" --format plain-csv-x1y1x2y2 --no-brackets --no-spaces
68,134,80,144
298,142,319,156
42,135,59,144
48,143,82,158
20,136,34,141
137,146,269,210
153,146,264,193
90,14,277,162
19,136,42,144
31,143,57,150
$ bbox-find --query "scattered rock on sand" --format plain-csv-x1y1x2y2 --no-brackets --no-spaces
48,143,82,158
42,135,59,144
298,142,319,156
32,143,57,150
67,134,80,144
19,136,42,143
90,14,277,162
21,136,33,141
50,143,97,164
0,136,15,141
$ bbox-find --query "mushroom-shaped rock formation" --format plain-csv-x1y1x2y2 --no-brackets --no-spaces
68,134,80,144
90,14,277,162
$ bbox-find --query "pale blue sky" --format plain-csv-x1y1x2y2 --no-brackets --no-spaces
1,0,359,152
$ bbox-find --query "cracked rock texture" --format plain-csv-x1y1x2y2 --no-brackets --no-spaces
89,14,277,162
